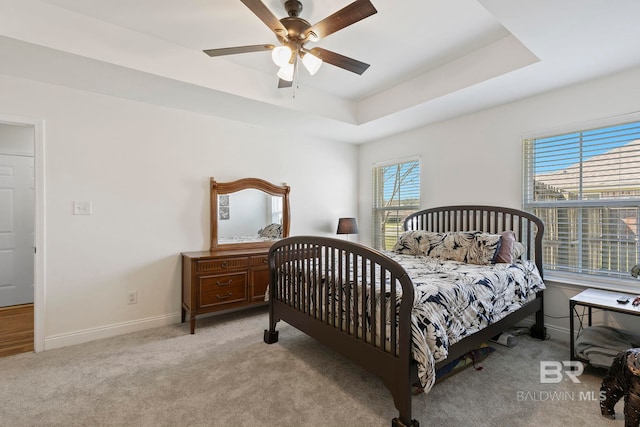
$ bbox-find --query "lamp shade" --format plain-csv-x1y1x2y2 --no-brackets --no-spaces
336,217,358,235
301,52,322,75
277,62,295,81
271,46,292,67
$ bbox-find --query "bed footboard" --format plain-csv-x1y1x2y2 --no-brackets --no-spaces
265,236,419,427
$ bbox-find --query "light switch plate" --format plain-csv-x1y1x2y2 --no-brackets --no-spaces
73,201,92,215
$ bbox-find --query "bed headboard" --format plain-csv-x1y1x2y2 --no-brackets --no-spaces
403,205,545,278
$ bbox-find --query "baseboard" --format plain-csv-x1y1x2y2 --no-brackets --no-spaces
44,312,182,351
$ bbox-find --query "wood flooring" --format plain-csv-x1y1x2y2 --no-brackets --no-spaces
0,303,34,357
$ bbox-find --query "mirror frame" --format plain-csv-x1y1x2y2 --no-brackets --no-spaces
210,177,290,251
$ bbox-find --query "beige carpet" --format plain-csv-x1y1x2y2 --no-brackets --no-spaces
0,307,627,426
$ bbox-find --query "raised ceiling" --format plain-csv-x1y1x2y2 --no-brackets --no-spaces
1,0,639,143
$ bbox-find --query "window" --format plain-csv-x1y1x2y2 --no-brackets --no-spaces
523,119,640,282
372,159,420,250
269,195,283,225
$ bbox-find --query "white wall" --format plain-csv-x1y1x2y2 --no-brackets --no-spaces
358,65,640,343
0,74,358,349
0,123,34,155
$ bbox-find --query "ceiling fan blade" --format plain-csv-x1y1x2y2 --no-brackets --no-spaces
304,0,377,41
240,0,289,37
278,79,293,88
308,47,370,75
203,44,275,57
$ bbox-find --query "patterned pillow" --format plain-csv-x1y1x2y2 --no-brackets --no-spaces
466,232,502,265
395,230,503,265
392,230,433,255
424,231,501,265
426,231,475,263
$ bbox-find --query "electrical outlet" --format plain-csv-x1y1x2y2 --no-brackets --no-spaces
72,201,92,215
128,291,137,305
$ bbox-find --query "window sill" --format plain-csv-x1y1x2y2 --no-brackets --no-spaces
544,271,640,294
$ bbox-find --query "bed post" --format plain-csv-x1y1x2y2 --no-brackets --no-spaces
263,301,279,343
264,244,280,344
392,397,419,427
263,322,279,344
529,213,546,340
529,291,546,340
392,416,419,427
391,272,420,427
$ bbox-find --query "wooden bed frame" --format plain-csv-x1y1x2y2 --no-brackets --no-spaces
264,205,545,427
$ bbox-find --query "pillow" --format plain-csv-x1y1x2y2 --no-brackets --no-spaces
512,240,526,259
466,232,502,265
392,230,433,255
494,231,527,263
495,231,516,263
424,231,501,265
426,231,476,263
394,230,504,265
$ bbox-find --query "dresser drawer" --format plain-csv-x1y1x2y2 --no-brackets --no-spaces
198,273,247,307
196,257,248,272
250,255,269,267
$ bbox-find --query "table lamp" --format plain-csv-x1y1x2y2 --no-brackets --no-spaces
336,217,358,241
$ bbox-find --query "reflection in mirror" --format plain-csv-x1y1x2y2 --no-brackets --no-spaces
217,189,284,244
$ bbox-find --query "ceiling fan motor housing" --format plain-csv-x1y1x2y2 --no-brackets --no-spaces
279,17,312,44
284,0,303,17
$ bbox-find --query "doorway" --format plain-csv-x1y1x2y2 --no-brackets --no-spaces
0,119,41,356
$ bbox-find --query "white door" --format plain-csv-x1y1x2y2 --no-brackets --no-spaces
0,153,34,307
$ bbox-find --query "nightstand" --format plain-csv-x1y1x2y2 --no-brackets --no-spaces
569,288,640,362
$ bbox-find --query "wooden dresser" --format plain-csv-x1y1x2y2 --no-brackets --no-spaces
181,177,290,334
181,247,270,334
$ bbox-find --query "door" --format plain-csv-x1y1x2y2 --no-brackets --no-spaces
0,153,34,307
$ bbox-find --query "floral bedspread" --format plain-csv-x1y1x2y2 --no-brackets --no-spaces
381,252,545,393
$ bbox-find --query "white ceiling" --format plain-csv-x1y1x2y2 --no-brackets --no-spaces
1,0,639,143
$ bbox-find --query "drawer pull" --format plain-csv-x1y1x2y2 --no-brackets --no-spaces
216,292,232,299
216,279,233,287
262,259,268,264
221,262,229,268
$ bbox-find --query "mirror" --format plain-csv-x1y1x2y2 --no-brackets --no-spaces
211,177,290,250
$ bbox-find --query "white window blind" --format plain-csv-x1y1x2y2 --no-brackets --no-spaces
372,159,420,250
523,120,640,280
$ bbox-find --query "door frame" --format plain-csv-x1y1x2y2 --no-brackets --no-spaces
0,114,45,352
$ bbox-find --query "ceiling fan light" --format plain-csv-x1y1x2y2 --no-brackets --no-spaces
302,52,322,76
277,63,295,81
271,46,292,67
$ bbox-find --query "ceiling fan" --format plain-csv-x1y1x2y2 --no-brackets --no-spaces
204,0,377,88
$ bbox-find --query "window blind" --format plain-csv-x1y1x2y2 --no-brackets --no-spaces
523,120,640,279
372,159,420,250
